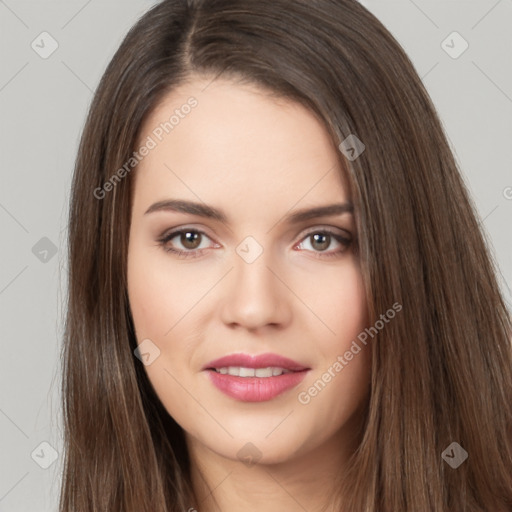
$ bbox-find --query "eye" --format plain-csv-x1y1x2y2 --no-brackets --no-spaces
294,228,353,259
157,228,218,259
157,226,354,260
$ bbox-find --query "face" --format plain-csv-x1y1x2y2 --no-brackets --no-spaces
127,76,371,467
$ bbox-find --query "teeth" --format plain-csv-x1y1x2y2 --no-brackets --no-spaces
255,368,273,377
214,366,291,377
238,367,254,377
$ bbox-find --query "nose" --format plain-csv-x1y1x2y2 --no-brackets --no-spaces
219,250,292,331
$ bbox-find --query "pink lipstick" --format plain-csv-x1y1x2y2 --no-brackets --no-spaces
203,353,310,402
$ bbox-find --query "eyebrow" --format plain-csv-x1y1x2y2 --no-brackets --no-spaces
144,199,353,224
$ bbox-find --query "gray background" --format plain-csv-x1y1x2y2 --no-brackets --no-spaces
0,1,511,510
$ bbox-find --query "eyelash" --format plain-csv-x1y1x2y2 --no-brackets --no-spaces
157,227,353,260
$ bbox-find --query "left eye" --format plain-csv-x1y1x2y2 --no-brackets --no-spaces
295,230,352,257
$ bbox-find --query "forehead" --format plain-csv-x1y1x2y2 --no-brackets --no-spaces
132,76,350,216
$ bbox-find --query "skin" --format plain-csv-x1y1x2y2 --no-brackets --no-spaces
127,75,372,512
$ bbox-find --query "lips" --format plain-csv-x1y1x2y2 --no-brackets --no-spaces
202,352,310,402
203,353,309,372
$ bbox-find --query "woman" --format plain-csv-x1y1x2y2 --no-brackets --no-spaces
60,0,512,510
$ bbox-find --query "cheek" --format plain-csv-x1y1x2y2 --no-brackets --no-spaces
127,243,206,406
298,259,371,407
308,258,368,352
127,245,198,340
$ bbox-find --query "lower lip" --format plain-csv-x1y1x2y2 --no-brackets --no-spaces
206,370,309,402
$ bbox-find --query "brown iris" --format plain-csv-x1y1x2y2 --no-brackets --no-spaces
309,233,330,251
180,231,202,249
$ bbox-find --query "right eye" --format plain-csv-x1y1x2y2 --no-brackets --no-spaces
158,228,219,259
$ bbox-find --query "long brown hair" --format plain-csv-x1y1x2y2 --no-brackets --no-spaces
60,0,512,510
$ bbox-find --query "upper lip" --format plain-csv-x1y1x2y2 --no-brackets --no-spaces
203,353,310,372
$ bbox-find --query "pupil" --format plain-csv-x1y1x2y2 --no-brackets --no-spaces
182,232,200,249
312,233,329,251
